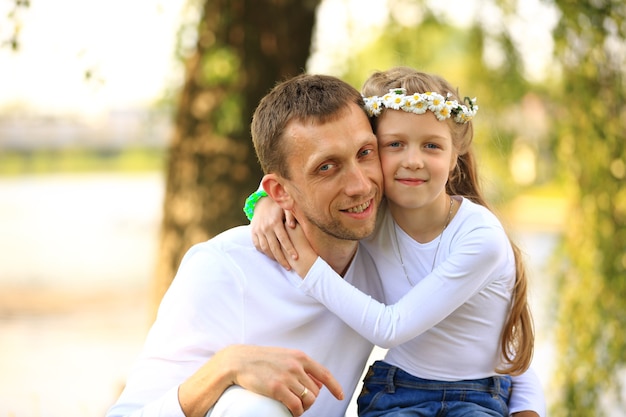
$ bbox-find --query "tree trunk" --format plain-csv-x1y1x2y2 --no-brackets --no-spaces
153,0,320,311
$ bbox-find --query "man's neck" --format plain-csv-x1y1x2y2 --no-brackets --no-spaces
312,238,359,277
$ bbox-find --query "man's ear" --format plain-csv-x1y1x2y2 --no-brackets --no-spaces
262,174,294,211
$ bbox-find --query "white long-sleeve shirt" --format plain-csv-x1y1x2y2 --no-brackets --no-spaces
106,225,383,417
299,197,545,415
107,215,544,416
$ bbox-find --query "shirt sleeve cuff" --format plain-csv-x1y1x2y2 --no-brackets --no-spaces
298,256,326,291
508,367,546,417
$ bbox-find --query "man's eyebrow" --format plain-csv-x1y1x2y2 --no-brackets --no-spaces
359,132,379,147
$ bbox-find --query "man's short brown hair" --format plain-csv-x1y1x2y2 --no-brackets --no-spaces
251,74,366,178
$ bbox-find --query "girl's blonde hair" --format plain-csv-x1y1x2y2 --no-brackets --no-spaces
362,67,534,375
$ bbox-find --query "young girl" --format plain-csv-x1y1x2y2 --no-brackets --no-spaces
250,67,537,416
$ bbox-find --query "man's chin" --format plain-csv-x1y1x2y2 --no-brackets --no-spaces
352,224,376,240
333,220,377,241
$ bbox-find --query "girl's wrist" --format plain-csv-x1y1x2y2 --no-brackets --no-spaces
243,189,268,221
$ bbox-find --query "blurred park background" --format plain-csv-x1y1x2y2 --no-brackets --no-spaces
0,0,624,416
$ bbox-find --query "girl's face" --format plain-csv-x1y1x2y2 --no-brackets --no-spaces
376,109,457,213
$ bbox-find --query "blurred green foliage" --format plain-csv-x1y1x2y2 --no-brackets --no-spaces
199,47,241,88
548,0,626,415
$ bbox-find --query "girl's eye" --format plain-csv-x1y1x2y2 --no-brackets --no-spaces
425,143,439,149
388,141,401,148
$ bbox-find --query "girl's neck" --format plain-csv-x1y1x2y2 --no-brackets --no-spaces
389,194,456,244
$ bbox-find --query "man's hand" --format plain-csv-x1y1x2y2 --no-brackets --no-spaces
178,345,343,417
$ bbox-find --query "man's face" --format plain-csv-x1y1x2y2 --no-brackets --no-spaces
282,103,383,244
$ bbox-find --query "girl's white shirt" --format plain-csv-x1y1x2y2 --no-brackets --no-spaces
299,197,545,415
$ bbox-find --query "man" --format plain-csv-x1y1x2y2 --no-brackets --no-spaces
108,74,383,417
106,74,543,417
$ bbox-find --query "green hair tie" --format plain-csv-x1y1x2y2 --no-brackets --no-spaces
243,189,268,221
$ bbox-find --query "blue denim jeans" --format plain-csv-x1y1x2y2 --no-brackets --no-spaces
357,361,512,417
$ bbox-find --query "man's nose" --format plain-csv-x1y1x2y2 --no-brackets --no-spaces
344,164,372,196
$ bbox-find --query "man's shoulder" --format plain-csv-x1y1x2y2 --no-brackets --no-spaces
175,224,282,285
194,224,253,251
180,225,258,265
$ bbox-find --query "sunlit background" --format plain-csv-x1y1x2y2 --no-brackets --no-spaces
1,0,624,416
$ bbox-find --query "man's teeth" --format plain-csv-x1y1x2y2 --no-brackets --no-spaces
346,201,370,213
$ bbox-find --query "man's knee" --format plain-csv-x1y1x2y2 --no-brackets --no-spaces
206,385,292,417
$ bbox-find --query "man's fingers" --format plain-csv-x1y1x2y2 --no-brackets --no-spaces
278,389,305,417
298,384,317,411
271,380,318,417
304,361,344,401
277,354,338,415
308,374,324,390
227,346,339,416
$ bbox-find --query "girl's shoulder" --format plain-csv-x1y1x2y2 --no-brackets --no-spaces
454,197,503,229
451,197,509,250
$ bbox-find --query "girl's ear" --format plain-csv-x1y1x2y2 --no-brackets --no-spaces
262,174,294,211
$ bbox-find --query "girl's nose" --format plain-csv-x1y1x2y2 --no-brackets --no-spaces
403,148,424,169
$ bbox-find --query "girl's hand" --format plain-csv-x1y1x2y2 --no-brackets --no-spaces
283,222,318,278
250,196,298,270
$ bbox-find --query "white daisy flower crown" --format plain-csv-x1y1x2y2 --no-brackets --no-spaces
363,88,478,124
